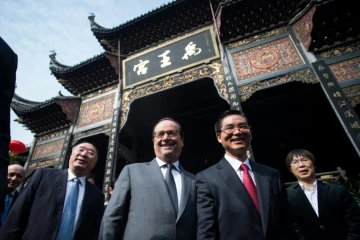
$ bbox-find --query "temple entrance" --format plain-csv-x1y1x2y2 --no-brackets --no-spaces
117,77,229,175
241,81,360,182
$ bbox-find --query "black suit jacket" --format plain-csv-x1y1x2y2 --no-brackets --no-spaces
288,181,360,240
0,37,17,213
196,158,298,240
0,168,104,240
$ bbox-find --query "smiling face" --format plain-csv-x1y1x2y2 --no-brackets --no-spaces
216,114,252,161
7,165,25,191
69,143,98,177
290,155,316,184
153,120,184,163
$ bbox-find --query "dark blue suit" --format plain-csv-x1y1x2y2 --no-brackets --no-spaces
0,190,19,227
0,168,104,240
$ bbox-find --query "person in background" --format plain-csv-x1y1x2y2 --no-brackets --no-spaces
196,110,298,240
109,178,117,196
0,164,25,227
87,172,96,184
286,149,360,240
0,142,104,240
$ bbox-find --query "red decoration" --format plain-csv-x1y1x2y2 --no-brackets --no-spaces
9,140,26,154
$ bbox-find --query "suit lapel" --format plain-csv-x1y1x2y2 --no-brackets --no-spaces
145,159,176,217
217,158,261,224
176,165,191,222
55,170,68,224
317,181,329,219
75,181,92,232
9,191,19,210
294,184,319,219
251,162,270,235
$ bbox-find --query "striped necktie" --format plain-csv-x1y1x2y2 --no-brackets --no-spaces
240,164,260,213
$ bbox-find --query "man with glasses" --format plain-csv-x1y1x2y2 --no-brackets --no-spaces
0,141,104,240
100,118,197,240
286,149,360,240
196,109,298,240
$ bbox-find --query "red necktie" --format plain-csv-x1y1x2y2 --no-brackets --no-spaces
240,164,260,213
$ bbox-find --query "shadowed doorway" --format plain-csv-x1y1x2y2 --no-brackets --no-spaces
241,81,359,182
117,77,229,175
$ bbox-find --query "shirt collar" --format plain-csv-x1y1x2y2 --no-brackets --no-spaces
299,180,317,191
9,189,17,196
156,157,180,172
224,154,252,172
67,169,86,186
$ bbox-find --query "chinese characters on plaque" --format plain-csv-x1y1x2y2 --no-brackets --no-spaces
312,61,360,149
224,73,241,110
103,108,120,200
123,27,219,89
58,133,72,168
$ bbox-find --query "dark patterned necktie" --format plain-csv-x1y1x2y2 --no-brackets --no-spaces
240,164,260,213
165,164,178,214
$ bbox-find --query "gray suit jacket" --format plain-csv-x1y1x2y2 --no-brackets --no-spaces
99,159,197,240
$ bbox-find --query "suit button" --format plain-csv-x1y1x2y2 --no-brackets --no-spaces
320,225,325,230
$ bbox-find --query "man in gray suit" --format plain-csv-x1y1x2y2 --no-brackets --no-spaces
100,118,197,240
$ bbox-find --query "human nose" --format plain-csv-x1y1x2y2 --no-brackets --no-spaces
298,160,305,167
233,127,243,134
161,133,171,139
80,150,87,156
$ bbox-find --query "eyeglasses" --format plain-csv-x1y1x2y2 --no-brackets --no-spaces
77,147,96,157
290,158,310,166
220,125,251,134
153,130,179,139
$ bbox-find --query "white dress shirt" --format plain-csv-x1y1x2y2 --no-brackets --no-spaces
156,158,182,208
224,154,256,186
299,180,319,217
64,169,86,230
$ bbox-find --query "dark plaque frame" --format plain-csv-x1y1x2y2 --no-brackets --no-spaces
123,26,220,89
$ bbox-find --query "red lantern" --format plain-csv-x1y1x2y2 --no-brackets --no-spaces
9,140,26,155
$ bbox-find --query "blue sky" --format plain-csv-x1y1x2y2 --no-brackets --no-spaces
0,0,171,145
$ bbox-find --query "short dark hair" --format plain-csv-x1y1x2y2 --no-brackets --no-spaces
285,149,317,171
152,118,184,139
214,109,248,133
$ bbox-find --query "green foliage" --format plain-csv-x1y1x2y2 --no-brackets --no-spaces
9,155,26,166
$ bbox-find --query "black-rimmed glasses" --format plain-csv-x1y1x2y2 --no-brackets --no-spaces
220,125,251,134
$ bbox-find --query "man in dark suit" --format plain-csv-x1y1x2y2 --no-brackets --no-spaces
196,110,298,240
100,118,197,240
0,37,17,214
0,142,104,240
286,149,360,240
0,164,25,226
